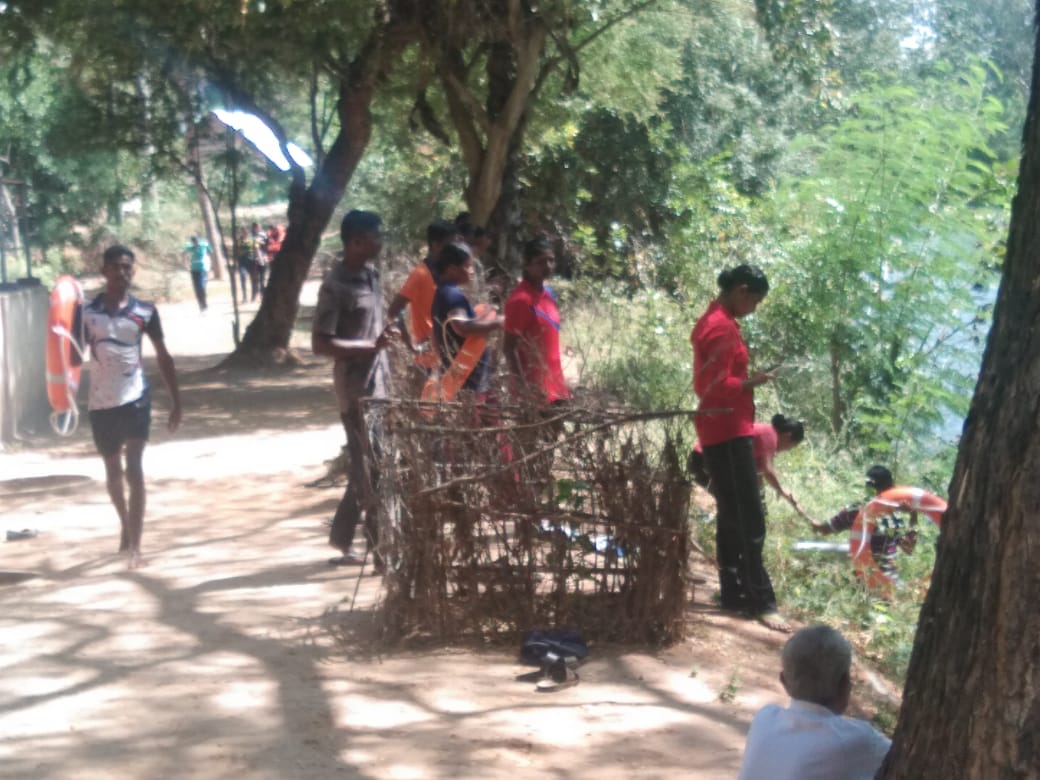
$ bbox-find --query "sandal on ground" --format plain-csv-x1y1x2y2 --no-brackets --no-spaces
535,666,579,692
6,529,38,542
753,611,792,633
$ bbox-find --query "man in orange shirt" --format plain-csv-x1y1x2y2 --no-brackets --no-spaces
387,219,458,371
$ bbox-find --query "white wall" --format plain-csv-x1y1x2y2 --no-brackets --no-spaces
0,283,50,444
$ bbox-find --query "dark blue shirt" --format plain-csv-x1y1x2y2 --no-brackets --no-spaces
431,281,491,393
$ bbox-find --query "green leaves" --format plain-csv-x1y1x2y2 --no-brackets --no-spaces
763,61,1012,464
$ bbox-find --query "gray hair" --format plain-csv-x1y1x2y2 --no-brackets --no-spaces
781,625,851,705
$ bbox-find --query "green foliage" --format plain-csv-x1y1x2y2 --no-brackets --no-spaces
762,62,1012,464
719,670,742,703
0,46,147,249
929,0,1034,159
566,277,694,410
523,3,809,270
686,440,944,683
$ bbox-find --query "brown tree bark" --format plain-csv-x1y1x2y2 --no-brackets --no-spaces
432,0,657,267
878,8,1040,777
187,120,225,279
437,17,547,229
224,18,413,367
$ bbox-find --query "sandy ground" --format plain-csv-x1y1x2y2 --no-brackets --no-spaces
0,271,896,779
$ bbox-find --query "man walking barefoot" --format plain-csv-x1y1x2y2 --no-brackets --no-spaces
73,244,182,569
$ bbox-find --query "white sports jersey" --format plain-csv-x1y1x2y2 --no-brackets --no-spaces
75,295,163,411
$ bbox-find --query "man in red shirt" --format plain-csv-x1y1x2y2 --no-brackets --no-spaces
504,238,570,496
503,237,570,405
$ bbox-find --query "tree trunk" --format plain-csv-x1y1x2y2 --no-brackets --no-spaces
878,9,1040,776
135,72,160,240
438,12,547,232
0,180,22,261
223,80,378,367
222,14,413,367
188,120,225,279
485,133,525,272
828,337,843,434
196,180,225,280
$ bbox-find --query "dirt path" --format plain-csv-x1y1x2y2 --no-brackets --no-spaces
0,278,893,779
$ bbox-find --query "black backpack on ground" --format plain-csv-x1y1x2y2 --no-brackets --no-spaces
518,630,588,686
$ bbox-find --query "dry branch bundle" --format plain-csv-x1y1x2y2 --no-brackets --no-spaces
370,390,694,646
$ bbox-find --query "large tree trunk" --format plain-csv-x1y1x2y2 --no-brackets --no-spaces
438,7,547,231
878,8,1040,776
224,82,377,366
485,133,525,272
223,15,412,367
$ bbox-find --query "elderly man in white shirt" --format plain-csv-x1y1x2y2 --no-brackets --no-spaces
738,624,891,780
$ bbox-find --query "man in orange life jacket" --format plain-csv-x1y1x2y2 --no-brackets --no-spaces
813,465,919,579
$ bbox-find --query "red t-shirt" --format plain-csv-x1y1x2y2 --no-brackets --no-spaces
691,300,755,446
504,279,570,403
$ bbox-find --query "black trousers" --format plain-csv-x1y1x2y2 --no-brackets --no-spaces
702,436,777,613
329,406,382,562
190,270,207,311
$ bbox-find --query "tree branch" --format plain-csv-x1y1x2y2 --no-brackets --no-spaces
533,0,660,99
309,64,325,167
438,46,488,177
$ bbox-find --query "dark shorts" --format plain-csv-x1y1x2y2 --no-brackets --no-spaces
89,395,151,457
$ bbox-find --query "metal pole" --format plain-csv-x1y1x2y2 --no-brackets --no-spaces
228,127,241,347
20,212,32,281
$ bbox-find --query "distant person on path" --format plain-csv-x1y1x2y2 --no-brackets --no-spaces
689,413,813,524
738,625,891,780
183,235,210,312
72,244,182,569
312,210,395,569
691,264,788,631
265,223,284,268
235,226,254,303
249,222,269,300
387,219,458,375
812,465,919,580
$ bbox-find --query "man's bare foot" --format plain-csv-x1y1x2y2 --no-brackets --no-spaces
127,552,149,570
754,611,792,633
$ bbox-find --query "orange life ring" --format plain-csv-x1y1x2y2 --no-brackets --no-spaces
849,486,946,589
45,275,83,435
420,303,493,404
